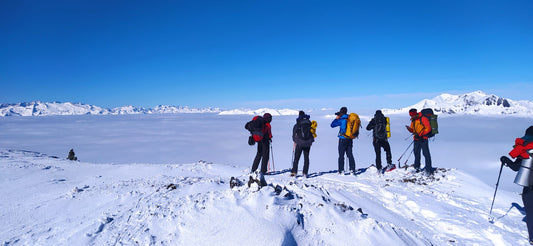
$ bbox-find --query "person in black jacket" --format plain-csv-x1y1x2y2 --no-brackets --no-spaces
366,110,392,172
291,111,314,177
500,126,533,245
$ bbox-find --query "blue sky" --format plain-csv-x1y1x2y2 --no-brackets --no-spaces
1,0,532,110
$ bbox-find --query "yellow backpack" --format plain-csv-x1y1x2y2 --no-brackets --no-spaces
386,117,391,138
310,120,317,138
343,113,361,139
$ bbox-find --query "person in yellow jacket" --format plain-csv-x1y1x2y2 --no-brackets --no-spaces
405,108,433,175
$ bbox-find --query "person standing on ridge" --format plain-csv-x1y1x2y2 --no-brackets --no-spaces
251,113,273,185
405,108,433,175
500,126,533,245
366,110,393,172
331,107,356,174
291,111,315,178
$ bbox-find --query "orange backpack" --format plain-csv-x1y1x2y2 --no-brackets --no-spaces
342,113,361,139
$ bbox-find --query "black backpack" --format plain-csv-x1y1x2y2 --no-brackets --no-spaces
245,116,265,144
373,116,388,140
296,117,312,140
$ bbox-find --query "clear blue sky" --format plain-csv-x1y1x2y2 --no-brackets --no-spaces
1,0,532,110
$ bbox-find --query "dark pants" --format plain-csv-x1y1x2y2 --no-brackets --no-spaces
338,138,356,172
252,140,270,174
413,139,432,173
292,145,310,175
523,187,533,241
373,139,392,170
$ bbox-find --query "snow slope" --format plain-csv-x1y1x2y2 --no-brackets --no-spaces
0,149,528,245
383,91,533,117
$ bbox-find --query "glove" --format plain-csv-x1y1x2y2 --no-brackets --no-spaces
500,156,506,164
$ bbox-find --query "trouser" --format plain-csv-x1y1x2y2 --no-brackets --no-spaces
523,187,533,241
373,139,392,170
413,139,432,172
252,140,270,174
338,138,356,172
292,145,310,175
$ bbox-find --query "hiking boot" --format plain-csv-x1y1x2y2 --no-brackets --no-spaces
303,173,308,178
259,173,267,187
385,164,396,172
290,172,296,177
338,170,344,175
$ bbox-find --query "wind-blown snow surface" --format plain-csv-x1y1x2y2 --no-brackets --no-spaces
0,149,528,245
1,112,532,245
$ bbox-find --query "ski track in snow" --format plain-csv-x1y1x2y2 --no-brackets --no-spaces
0,149,529,245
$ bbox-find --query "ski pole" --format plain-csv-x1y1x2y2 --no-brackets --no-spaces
270,142,275,173
398,140,414,168
403,149,413,167
291,142,296,171
489,161,505,222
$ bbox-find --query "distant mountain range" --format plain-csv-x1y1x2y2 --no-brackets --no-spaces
0,101,221,116
218,108,299,116
2,91,532,117
382,91,533,117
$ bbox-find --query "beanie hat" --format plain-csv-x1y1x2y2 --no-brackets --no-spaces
263,113,272,123
335,107,348,116
409,108,417,117
299,111,305,117
526,126,533,137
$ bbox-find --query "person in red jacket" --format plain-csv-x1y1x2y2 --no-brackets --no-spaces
251,113,273,179
500,126,533,245
405,108,433,175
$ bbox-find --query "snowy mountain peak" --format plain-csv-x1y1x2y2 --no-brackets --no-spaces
383,91,532,117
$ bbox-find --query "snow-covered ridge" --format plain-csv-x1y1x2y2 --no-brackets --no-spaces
0,101,221,116
0,149,528,245
218,108,299,116
383,91,533,117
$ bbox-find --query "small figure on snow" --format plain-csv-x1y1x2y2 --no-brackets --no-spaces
500,126,533,244
67,148,77,161
291,111,315,178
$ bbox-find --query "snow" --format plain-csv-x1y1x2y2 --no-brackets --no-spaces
0,149,529,245
1,110,532,245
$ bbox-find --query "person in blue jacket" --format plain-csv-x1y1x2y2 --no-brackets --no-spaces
331,107,356,174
